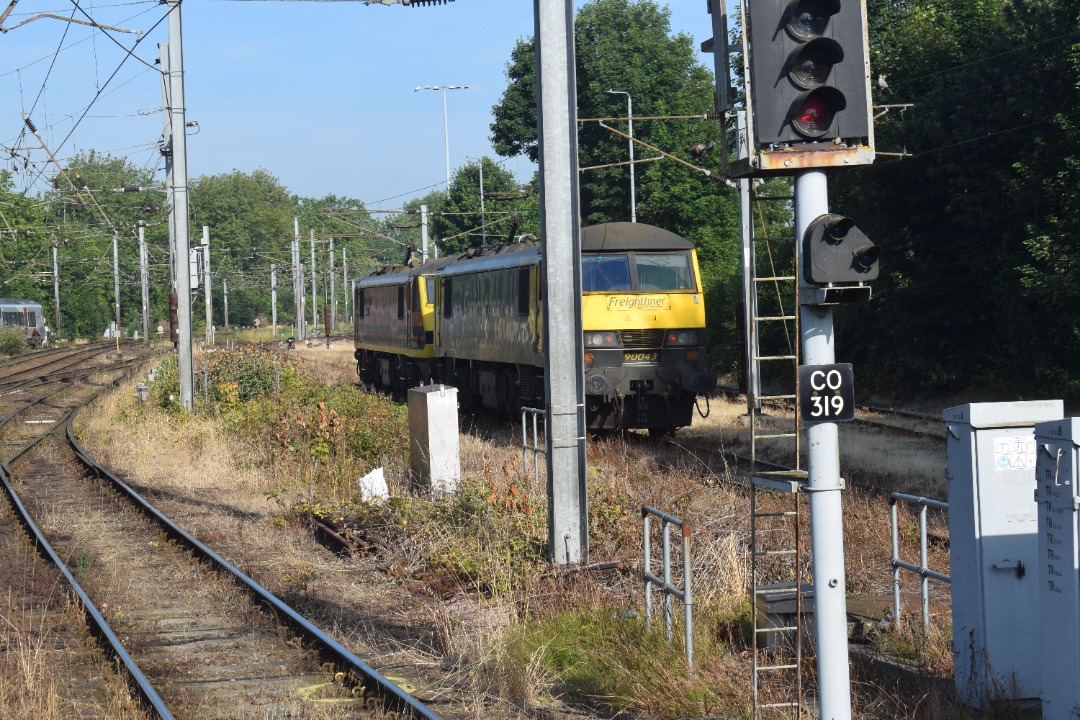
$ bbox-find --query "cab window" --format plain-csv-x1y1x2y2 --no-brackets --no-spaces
635,252,694,291
582,254,631,291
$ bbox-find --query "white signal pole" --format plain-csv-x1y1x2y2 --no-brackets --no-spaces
223,279,228,330
605,89,636,223
202,226,212,346
112,231,121,344
342,249,348,324
420,204,430,262
310,229,317,337
139,221,149,342
51,239,60,333
271,263,278,336
329,236,336,330
292,218,301,338
797,170,852,719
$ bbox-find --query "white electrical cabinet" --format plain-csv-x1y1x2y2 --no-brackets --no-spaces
945,400,1063,708
408,384,460,496
1034,418,1080,720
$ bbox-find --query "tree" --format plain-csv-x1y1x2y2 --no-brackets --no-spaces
190,170,294,328
489,0,742,372
832,0,1080,401
32,151,166,339
426,157,538,255
491,0,728,227
290,193,380,329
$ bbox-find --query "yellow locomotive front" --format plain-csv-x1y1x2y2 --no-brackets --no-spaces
579,223,717,434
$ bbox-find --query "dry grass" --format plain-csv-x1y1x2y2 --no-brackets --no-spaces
0,597,148,719
67,343,973,719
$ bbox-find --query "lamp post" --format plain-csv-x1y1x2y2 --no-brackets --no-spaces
415,84,470,198
606,89,636,223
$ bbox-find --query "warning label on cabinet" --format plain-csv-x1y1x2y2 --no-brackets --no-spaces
994,435,1037,472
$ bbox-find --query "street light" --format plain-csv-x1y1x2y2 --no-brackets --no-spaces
606,89,636,223
415,84,470,198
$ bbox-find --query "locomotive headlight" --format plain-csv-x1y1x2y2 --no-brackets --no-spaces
664,330,698,346
585,332,621,348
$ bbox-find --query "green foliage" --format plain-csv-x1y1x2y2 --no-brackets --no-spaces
197,346,286,405
0,326,27,356
492,0,731,225
512,605,740,718
0,152,167,340
488,0,743,374
349,466,546,596
834,0,1080,401
189,170,298,328
72,551,94,581
427,157,539,255
149,354,181,412
196,350,409,472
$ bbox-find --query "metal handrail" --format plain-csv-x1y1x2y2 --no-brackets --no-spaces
520,406,545,481
642,505,694,668
890,492,951,633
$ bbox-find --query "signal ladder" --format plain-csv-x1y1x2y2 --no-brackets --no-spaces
742,178,809,719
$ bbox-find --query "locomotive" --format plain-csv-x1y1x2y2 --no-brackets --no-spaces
354,222,716,434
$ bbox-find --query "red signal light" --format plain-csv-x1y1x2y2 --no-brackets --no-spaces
792,87,846,138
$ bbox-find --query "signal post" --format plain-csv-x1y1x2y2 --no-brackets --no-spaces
728,0,879,716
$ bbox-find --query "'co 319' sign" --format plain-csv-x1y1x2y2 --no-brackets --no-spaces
798,364,855,424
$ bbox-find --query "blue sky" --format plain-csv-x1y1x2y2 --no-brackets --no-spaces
1,0,718,208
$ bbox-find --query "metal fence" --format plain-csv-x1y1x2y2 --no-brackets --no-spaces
642,505,694,668
890,492,951,633
520,406,545,482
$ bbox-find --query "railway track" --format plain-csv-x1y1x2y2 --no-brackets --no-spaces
0,347,439,719
715,383,943,438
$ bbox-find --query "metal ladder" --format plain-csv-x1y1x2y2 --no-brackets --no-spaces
743,179,807,719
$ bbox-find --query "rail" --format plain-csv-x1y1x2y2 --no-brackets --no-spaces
641,505,694,668
890,492,950,633
1,349,441,717
67,417,442,720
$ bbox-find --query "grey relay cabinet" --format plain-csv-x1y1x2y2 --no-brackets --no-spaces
1034,417,1080,720
408,384,461,496
945,400,1064,708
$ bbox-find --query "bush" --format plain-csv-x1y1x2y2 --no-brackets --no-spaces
0,326,27,356
149,354,180,410
198,346,291,404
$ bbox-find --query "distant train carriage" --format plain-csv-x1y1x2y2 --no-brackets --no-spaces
354,223,716,434
0,299,46,346
354,256,452,394
434,239,544,413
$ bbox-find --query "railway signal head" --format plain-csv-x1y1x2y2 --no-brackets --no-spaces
743,0,873,169
804,213,880,285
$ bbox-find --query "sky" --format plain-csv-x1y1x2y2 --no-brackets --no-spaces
0,0,720,209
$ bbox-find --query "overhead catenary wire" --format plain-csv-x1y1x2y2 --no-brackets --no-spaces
15,4,170,197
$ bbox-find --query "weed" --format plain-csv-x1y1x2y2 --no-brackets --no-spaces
511,604,749,719
72,550,93,580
